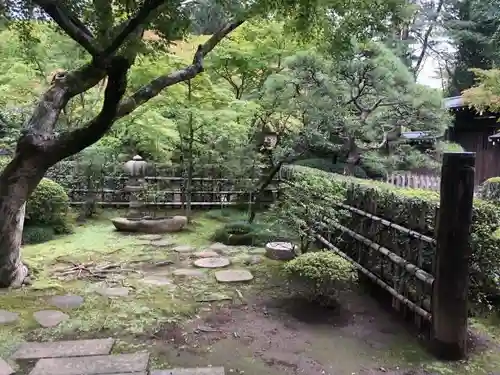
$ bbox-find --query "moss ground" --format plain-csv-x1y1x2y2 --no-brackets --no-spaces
0,209,499,375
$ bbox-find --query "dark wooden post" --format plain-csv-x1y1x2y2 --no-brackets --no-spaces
431,152,475,360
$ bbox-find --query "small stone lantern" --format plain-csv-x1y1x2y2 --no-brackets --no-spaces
123,155,148,219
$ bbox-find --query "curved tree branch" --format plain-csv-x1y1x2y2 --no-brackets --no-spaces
46,57,131,161
33,0,99,56
117,19,245,117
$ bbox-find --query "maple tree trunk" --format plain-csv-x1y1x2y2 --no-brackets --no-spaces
0,152,48,288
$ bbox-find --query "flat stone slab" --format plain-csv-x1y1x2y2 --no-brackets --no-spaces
151,368,225,375
0,310,19,325
96,287,130,297
215,269,254,283
137,234,163,241
12,338,115,360
208,243,229,252
243,255,263,265
151,239,174,248
29,353,149,375
140,276,175,287
192,251,220,258
33,310,69,328
49,294,84,310
172,269,205,278
0,358,13,375
193,257,230,269
173,245,195,253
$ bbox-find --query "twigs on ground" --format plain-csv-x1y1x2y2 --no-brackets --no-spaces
54,261,141,281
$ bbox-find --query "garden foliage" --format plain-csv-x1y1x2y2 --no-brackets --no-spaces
277,165,500,307
479,177,500,203
0,157,72,241
282,251,357,305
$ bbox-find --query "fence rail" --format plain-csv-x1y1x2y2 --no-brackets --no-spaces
48,173,280,208
386,172,441,191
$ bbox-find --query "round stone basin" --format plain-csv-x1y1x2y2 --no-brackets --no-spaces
111,216,188,234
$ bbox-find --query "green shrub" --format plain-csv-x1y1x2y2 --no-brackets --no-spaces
212,221,263,246
26,178,73,234
281,165,500,307
282,251,357,305
22,226,55,245
479,177,500,202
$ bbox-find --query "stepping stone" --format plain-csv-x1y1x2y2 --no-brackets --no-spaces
196,293,232,302
243,255,263,265
265,242,297,261
33,310,69,328
140,276,175,287
0,310,19,325
12,338,114,360
151,239,173,248
96,287,129,297
215,269,254,283
49,294,84,310
29,352,149,375
193,257,230,269
151,367,225,375
137,234,163,241
172,269,205,278
0,358,13,375
192,251,220,258
173,245,194,253
208,243,229,252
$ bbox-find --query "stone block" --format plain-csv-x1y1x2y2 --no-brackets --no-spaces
12,338,115,360
28,352,149,375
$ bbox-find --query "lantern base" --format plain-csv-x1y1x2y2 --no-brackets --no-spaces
111,216,188,234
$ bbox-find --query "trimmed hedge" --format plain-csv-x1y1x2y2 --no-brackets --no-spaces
479,176,500,202
26,178,73,234
282,250,357,306
0,157,73,240
279,165,500,307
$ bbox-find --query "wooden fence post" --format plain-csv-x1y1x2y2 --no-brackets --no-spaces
431,152,475,360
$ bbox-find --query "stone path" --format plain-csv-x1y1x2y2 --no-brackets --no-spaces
0,238,285,374
3,338,225,375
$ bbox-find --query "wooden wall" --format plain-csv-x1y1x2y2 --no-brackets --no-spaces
449,126,500,186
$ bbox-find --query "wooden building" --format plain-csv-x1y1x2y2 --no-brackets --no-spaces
444,96,500,186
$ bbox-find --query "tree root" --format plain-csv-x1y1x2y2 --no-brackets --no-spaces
9,262,29,288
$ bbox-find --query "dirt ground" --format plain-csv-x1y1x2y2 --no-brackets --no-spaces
144,285,449,375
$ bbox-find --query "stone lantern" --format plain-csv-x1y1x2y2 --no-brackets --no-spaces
123,155,148,219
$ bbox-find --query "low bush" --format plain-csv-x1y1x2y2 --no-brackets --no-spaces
280,165,500,308
26,178,73,234
0,158,73,238
212,221,262,246
282,251,357,306
22,226,55,245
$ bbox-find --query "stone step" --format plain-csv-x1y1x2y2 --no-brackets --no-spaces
0,358,14,375
28,352,149,375
151,367,225,375
12,338,115,360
